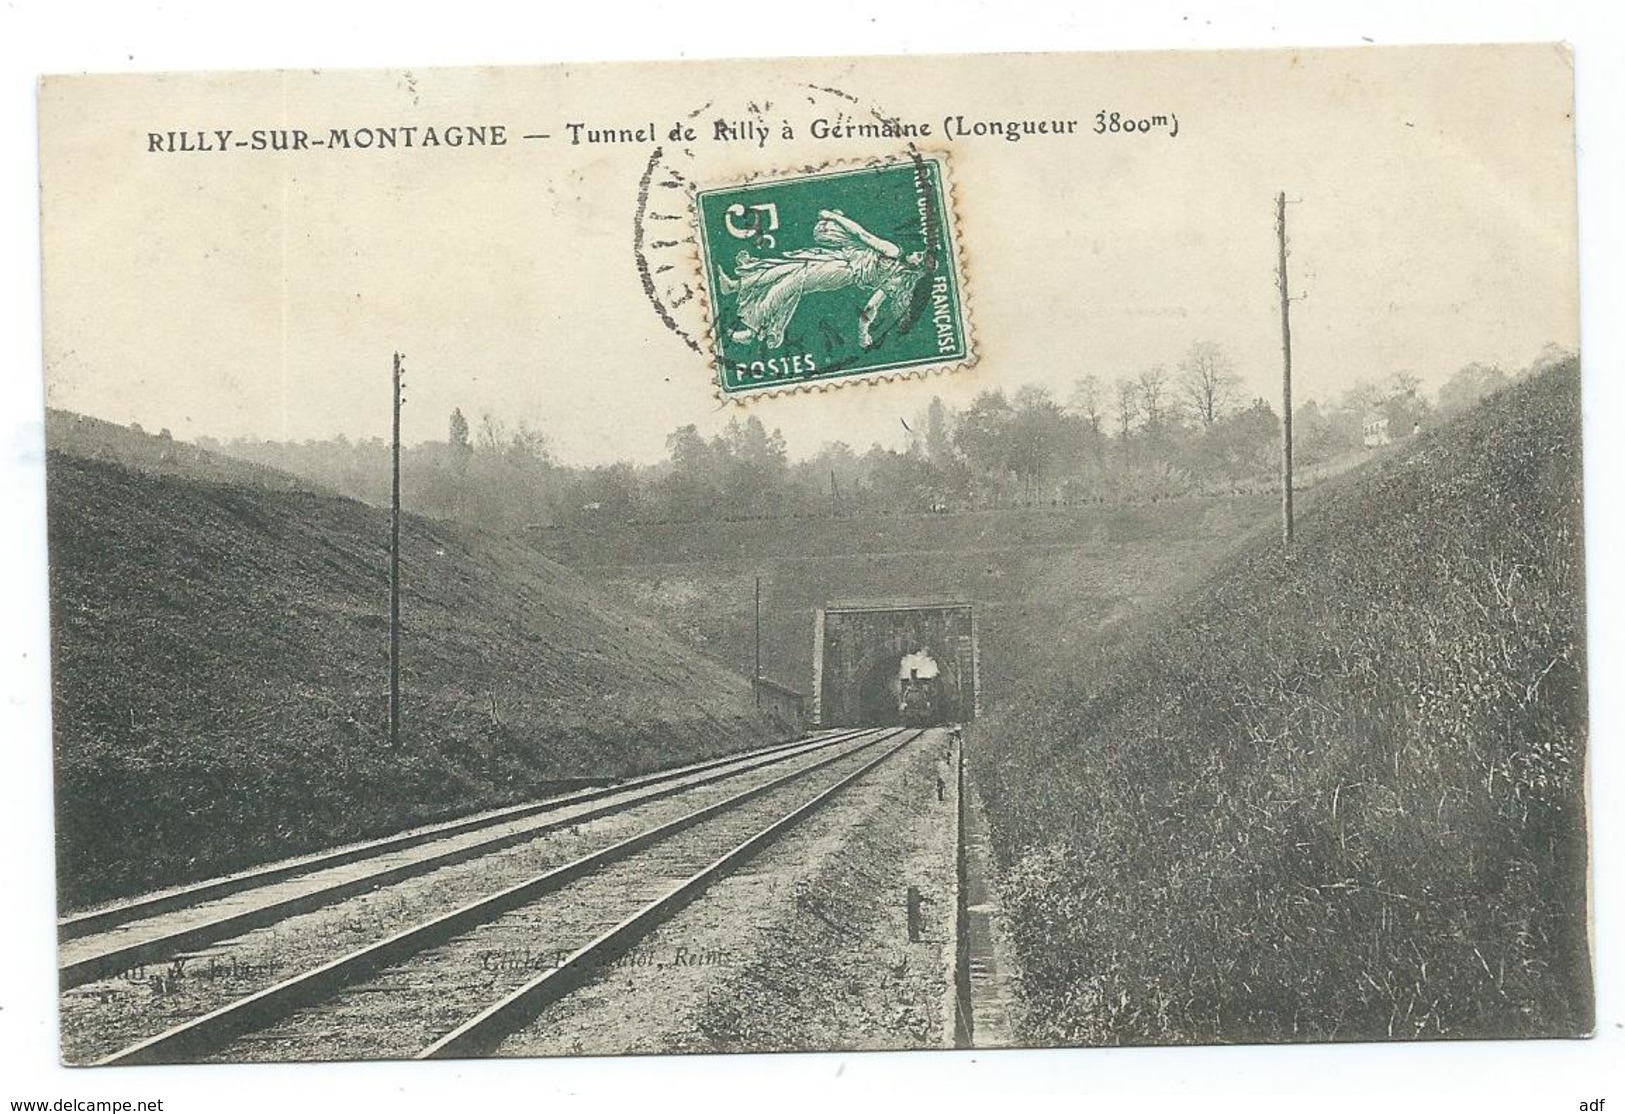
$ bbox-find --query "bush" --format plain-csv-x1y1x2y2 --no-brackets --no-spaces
971,360,1590,1044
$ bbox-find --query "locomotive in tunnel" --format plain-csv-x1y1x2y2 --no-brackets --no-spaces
896,650,944,727
811,601,979,728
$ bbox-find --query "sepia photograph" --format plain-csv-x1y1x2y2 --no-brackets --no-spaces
5,4,1623,1111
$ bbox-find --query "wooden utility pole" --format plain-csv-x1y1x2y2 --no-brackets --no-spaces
753,576,762,707
389,352,403,748
1275,192,1295,546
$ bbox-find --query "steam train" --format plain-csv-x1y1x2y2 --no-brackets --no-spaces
897,675,944,727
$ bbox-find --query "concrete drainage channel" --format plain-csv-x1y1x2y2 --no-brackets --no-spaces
952,731,1021,1049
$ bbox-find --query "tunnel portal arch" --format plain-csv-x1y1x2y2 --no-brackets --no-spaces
811,601,979,728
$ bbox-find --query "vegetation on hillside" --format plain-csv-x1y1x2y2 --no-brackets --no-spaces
530,497,1280,701
970,359,1590,1043
208,345,1574,530
45,409,326,493
47,451,769,909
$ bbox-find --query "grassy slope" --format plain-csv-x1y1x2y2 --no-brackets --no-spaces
48,450,768,909
971,362,1590,1044
529,496,1281,701
45,409,327,493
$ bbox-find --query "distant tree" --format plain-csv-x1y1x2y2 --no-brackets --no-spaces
1525,341,1577,378
1292,398,1354,467
666,424,709,471
478,412,506,452
1388,369,1423,400
1209,398,1279,481
1012,384,1053,410
709,414,789,518
924,396,956,468
562,461,644,522
1068,374,1104,435
1340,379,1386,418
1437,362,1509,415
662,423,720,520
1137,365,1172,431
508,421,550,464
1009,385,1069,502
721,414,788,472
863,444,942,514
1178,342,1240,428
796,440,871,515
954,390,1014,474
952,390,1017,506
448,408,472,456
1382,388,1431,439
1331,375,1429,446
1113,377,1140,438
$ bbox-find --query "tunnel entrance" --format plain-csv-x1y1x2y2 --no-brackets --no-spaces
811,601,979,728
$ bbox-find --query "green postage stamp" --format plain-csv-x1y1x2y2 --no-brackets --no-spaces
695,155,973,397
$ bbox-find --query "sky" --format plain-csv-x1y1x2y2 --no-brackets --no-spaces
38,46,1577,467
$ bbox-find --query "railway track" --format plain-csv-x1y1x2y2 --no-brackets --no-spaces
60,726,874,989
65,725,921,1064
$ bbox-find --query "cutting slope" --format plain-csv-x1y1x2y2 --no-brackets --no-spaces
972,360,1590,1044
529,496,1282,702
45,409,326,493
47,446,768,909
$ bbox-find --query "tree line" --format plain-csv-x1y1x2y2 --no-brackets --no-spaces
209,342,1573,530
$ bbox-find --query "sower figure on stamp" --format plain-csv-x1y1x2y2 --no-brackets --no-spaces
718,209,927,350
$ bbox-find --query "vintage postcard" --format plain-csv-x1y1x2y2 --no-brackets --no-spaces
37,45,1588,1066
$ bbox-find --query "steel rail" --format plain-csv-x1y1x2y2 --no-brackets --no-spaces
62,728,874,990
61,728,857,944
419,729,919,1059
94,727,909,1066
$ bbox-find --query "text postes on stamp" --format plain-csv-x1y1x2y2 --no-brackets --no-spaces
695,155,971,397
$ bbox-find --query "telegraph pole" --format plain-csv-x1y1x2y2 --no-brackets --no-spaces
753,576,762,707
1275,192,1295,546
389,352,404,748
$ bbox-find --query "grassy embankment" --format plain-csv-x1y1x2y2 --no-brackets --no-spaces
529,495,1282,704
48,443,769,909
971,361,1591,1043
